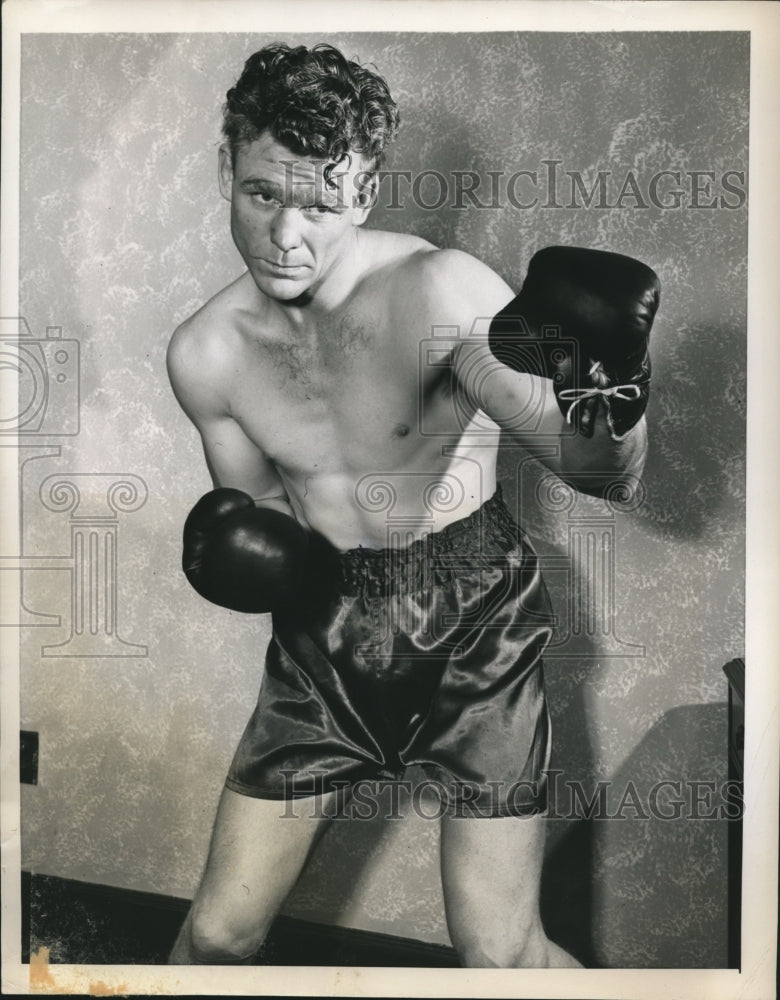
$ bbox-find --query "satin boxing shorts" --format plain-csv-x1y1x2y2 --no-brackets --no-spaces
225,487,554,817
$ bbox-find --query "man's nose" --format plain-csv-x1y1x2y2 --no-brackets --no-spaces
270,207,303,253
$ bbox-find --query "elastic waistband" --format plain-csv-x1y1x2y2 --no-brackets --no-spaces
338,486,521,595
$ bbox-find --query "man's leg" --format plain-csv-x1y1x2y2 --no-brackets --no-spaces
169,786,339,964
440,812,582,968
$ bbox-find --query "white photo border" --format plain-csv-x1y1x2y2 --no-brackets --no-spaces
1,1,777,997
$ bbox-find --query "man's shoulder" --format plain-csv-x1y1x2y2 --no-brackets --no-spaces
359,228,433,270
359,232,515,316
364,230,506,282
172,272,253,341
417,247,513,302
167,274,255,391
374,239,515,323
171,272,259,351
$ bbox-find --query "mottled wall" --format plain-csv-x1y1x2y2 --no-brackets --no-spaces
18,32,746,967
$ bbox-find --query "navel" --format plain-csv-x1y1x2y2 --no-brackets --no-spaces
392,422,410,438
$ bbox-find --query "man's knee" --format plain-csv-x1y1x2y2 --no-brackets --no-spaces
453,919,550,969
187,902,269,964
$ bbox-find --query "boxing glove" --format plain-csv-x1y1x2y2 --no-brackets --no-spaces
488,246,660,439
182,488,309,613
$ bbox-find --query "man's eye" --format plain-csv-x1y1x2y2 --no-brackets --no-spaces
304,204,337,215
252,192,278,205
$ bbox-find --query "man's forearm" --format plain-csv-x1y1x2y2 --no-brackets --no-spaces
558,412,648,496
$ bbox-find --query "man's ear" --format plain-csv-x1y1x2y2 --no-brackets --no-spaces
218,144,234,202
352,171,379,225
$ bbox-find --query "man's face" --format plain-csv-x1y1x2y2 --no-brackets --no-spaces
218,131,374,302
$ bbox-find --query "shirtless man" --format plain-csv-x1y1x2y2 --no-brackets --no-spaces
167,43,657,967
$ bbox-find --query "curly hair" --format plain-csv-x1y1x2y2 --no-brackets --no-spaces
222,43,399,174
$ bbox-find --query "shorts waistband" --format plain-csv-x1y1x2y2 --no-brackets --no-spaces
338,486,521,596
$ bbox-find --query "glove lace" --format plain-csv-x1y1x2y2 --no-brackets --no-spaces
557,361,645,425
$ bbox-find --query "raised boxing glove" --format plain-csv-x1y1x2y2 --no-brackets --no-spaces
488,246,661,439
182,488,309,613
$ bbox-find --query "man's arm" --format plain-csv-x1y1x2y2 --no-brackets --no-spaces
167,320,295,517
427,249,648,495
458,336,648,492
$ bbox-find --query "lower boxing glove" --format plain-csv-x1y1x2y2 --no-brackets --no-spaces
488,245,661,439
182,488,309,613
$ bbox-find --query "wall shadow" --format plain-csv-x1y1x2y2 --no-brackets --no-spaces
543,701,730,968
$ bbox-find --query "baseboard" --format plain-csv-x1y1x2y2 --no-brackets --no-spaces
22,871,459,967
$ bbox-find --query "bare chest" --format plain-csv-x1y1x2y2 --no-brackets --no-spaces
229,312,461,473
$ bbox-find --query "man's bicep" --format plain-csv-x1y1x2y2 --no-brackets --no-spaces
455,341,566,440
167,328,286,502
425,249,551,439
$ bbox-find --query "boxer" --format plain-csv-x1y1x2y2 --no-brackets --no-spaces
167,42,658,967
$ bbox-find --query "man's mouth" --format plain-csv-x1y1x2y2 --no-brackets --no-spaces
259,258,308,273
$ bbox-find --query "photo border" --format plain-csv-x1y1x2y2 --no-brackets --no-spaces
1,2,777,997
